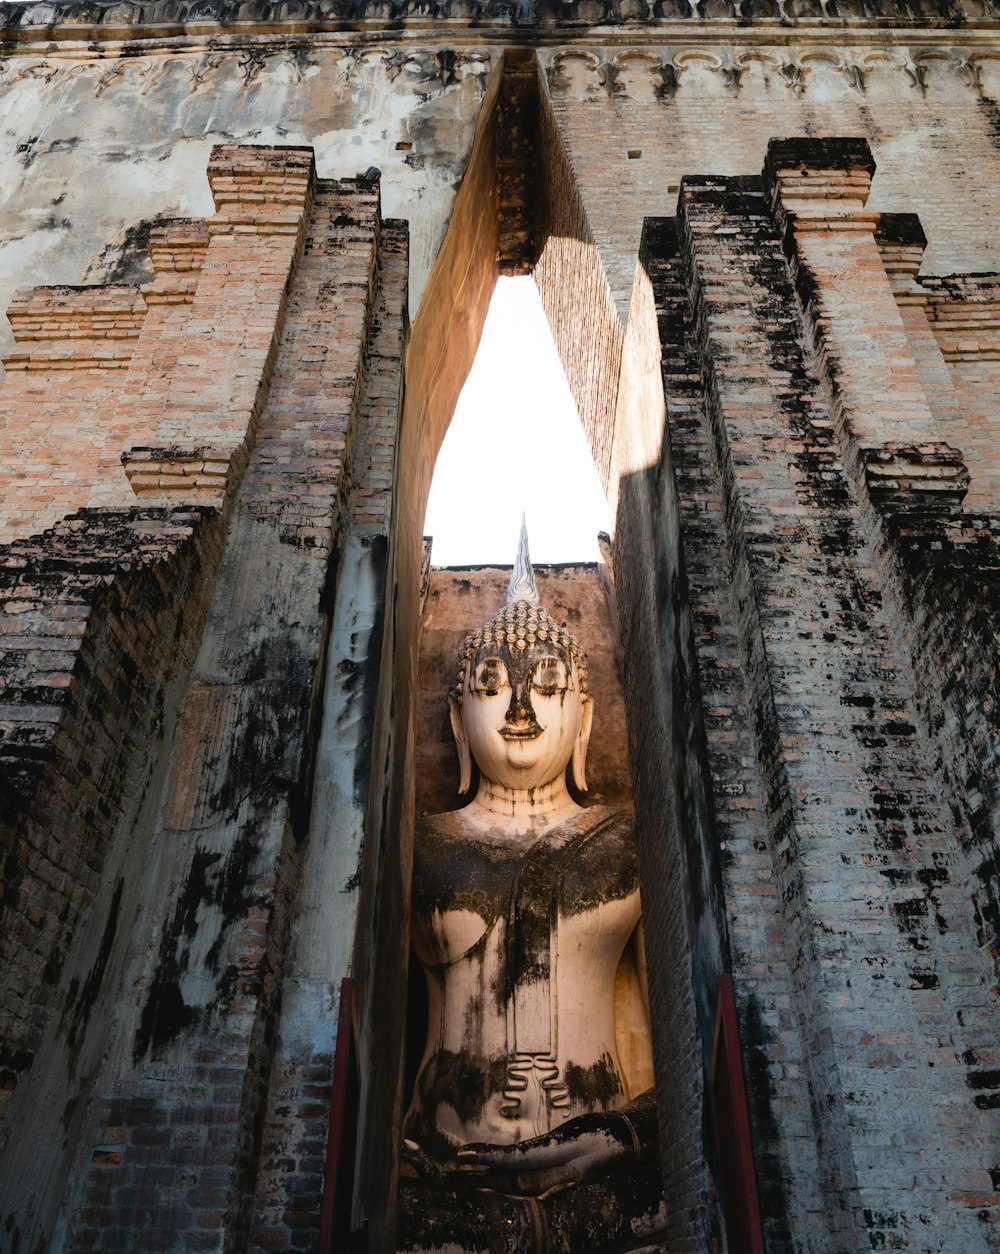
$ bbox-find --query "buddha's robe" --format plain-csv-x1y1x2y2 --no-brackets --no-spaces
399,806,666,1254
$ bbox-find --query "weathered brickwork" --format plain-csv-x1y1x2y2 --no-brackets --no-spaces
0,503,224,1237
771,148,1000,1234
605,139,1000,1252
247,211,410,1254
0,286,147,539
55,178,404,1254
889,266,1000,514
0,146,316,543
612,226,729,1252
533,52,625,496
543,52,1000,329
0,144,411,1254
1,3,1000,1248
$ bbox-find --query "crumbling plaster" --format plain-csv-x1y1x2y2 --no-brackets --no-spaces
4,24,1000,360
0,40,490,357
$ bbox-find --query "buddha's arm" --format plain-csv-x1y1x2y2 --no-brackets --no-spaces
634,920,650,1009
453,1088,659,1196
615,922,656,1098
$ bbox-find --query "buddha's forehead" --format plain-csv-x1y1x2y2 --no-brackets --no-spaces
470,637,574,680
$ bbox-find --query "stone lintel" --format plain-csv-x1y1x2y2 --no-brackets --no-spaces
862,442,970,514
764,136,876,228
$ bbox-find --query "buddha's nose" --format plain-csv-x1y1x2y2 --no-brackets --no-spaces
505,682,534,725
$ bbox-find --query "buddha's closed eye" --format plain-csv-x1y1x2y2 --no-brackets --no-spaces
532,657,569,696
472,658,508,695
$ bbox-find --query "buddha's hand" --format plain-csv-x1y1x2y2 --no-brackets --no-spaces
453,1105,648,1197
401,1139,448,1181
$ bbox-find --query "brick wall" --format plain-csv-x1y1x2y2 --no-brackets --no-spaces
609,137,1000,1252
543,52,1000,326
56,176,395,1254
0,146,316,545
247,210,410,1254
0,503,225,1248
0,286,147,539
2,35,1000,1251
613,223,729,1252
533,53,625,497
773,140,1000,1243
0,144,413,1254
0,505,221,1104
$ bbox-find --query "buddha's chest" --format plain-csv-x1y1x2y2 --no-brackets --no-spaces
410,808,639,972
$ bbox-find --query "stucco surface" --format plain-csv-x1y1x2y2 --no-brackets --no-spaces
4,31,1000,357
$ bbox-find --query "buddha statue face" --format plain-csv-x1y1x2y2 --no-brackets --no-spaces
457,637,591,793
447,523,594,797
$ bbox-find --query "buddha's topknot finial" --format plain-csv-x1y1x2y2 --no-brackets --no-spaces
506,514,539,606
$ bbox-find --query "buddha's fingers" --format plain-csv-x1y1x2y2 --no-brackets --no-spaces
516,1164,584,1195
456,1162,583,1195
458,1139,577,1170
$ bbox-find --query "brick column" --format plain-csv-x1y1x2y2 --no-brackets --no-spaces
769,150,1000,1092
0,285,146,540
765,138,970,519
248,212,410,1254
618,216,819,1252
874,215,976,498
917,273,1000,512
63,174,398,1254
674,169,998,1252
119,146,316,506
0,147,316,542
96,217,213,500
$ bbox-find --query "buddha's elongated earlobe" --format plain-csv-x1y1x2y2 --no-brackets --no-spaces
449,694,472,795
572,694,595,792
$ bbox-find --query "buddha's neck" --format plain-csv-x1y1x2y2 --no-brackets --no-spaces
472,775,579,823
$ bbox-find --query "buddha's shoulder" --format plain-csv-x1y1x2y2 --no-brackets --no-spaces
412,810,516,876
413,806,634,864
414,808,493,850
564,804,633,836
559,806,639,907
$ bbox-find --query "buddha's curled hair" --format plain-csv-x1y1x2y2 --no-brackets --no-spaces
450,599,590,704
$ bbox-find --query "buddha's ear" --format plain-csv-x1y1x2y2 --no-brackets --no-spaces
572,695,595,793
449,694,472,795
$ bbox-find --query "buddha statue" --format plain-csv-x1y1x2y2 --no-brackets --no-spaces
398,525,666,1254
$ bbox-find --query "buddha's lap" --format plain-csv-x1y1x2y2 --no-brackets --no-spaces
398,1165,666,1254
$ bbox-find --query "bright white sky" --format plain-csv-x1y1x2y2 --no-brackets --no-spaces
423,276,611,567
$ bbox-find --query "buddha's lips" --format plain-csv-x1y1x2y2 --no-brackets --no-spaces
499,724,543,740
